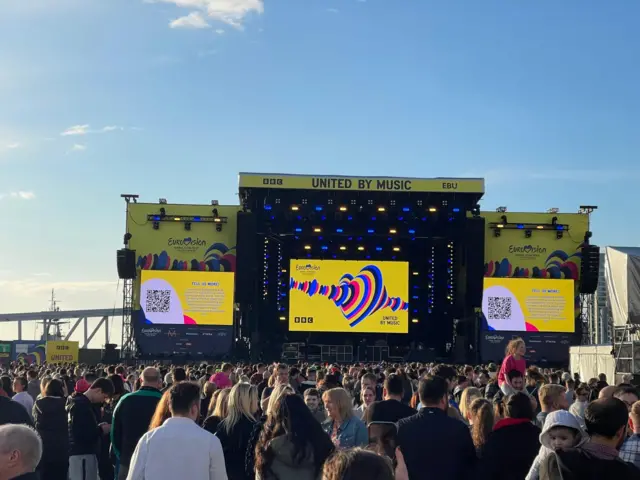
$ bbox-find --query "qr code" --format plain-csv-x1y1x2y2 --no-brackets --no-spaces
146,290,171,313
488,296,512,320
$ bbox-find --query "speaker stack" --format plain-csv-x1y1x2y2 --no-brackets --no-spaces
116,249,137,279
102,343,119,363
580,245,600,294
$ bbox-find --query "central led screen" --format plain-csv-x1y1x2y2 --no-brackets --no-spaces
288,259,409,333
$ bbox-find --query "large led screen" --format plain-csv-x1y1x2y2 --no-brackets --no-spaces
482,278,575,333
288,260,409,333
140,270,234,325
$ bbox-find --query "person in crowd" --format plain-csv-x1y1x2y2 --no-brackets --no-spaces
36,376,52,401
255,393,334,480
211,363,234,390
303,388,326,424
459,386,482,425
615,385,640,412
323,387,368,449
32,379,68,480
364,373,415,424
127,382,227,479
322,447,408,480
477,392,541,480
355,386,376,419
1,375,15,397
100,374,127,480
67,377,114,480
540,398,640,478
111,367,163,480
201,381,217,423
468,398,494,455
565,379,576,406
397,375,476,480
26,371,40,402
569,385,590,424
203,387,231,434
527,409,587,480
261,364,290,407
0,424,43,480
537,384,569,428
358,373,383,405
215,383,259,480
599,385,617,399
497,338,527,396
148,389,172,430
620,400,640,468
396,368,414,405
12,377,34,419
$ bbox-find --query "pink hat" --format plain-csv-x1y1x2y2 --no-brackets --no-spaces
75,379,90,393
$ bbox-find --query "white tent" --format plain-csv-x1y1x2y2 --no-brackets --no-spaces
605,246,640,327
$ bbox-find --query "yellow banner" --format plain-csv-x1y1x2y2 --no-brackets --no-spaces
46,341,79,364
289,259,409,333
482,278,575,333
239,173,484,193
140,271,235,325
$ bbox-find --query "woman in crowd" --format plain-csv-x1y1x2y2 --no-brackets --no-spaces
322,388,368,449
497,338,527,396
467,398,494,455
1,375,14,397
477,392,541,479
204,387,231,434
322,447,409,480
569,384,590,424
32,378,68,480
216,383,259,480
354,386,376,419
459,387,482,425
149,389,172,430
255,394,334,480
200,381,217,423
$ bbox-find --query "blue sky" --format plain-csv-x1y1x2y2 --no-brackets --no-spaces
1,0,639,343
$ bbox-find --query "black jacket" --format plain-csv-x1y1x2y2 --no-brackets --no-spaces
216,415,257,480
110,387,162,467
542,446,640,480
67,393,101,456
397,407,476,480
365,399,416,424
33,397,68,463
0,396,33,427
477,418,540,480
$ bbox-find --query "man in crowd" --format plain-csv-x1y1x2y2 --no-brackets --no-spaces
127,382,227,479
620,400,640,468
26,371,40,402
615,385,640,412
541,398,640,478
366,373,415,424
111,367,163,480
68,377,114,480
261,363,289,407
303,388,326,424
210,363,233,390
299,367,317,395
0,392,32,426
359,372,383,404
397,375,476,480
537,383,568,428
0,424,42,480
12,377,34,419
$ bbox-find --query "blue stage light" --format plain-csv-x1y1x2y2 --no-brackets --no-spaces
408,229,415,234
297,215,302,220
348,237,353,241
392,256,396,260
556,225,564,231
412,296,419,300
421,217,427,221
367,229,375,234
452,208,460,213
376,246,382,251
357,236,363,240
315,206,323,211
321,246,328,251
153,216,160,221
347,216,353,221
295,228,302,232
365,255,371,259
321,215,326,221
336,228,343,233
319,236,324,240
264,205,272,210
428,308,432,314
193,217,201,222
402,207,410,212
332,255,337,259
398,216,404,221
371,216,377,221
517,224,524,229
271,216,275,220
411,237,416,241
294,235,300,240
413,309,418,313
413,286,419,290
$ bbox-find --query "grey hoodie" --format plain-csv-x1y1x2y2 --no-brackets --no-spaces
526,410,588,480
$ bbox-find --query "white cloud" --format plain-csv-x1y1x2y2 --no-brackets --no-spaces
101,125,124,132
148,0,264,30
6,143,20,149
170,11,211,29
327,8,339,13
0,191,36,201
61,124,90,136
0,279,118,296
215,28,225,34
68,144,86,153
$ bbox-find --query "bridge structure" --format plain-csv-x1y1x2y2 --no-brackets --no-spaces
0,308,124,349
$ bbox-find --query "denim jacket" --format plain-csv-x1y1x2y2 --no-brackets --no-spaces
323,415,368,449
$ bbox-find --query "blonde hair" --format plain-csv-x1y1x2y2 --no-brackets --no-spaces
469,398,494,450
213,388,231,418
460,387,482,420
220,383,258,434
360,386,376,405
265,384,294,417
539,384,566,408
506,338,525,356
322,388,355,422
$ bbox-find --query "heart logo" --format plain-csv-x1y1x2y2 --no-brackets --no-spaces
290,265,408,327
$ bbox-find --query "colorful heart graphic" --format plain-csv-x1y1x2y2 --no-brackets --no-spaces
290,265,408,327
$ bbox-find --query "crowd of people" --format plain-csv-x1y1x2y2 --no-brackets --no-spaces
1,338,640,479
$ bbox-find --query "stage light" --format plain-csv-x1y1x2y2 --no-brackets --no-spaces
517,224,524,229
556,225,564,231
316,206,323,211
184,222,191,231
402,207,410,212
556,230,563,240
339,206,347,211
212,208,219,217
214,218,222,223
411,319,419,323
428,207,437,212
216,224,222,232
408,229,416,234
367,229,375,234
389,228,397,234
172,217,181,221
336,228,343,233
291,206,299,211
552,216,558,226
525,230,532,238
412,271,418,276
336,245,346,252
398,217,404,221
321,246,328,251
393,246,400,252
304,245,311,250
152,216,160,221
281,269,287,273
347,216,353,221
377,207,386,212
264,204,272,210
193,217,201,222
357,246,364,251
313,227,322,233
536,225,544,229
452,208,460,213
294,228,302,233
279,316,286,321
371,216,377,221
153,221,159,230
421,217,427,221
159,207,166,218
375,247,382,252
496,224,504,228
494,229,501,237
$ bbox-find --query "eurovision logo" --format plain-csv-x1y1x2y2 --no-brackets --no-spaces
508,244,547,256
168,237,207,253
141,328,162,337
295,264,321,273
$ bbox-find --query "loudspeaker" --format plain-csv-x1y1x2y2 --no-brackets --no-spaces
465,217,486,307
117,249,137,279
235,212,258,304
102,343,119,363
580,245,600,294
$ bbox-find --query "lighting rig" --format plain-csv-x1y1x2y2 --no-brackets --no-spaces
488,214,569,240
147,207,228,232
